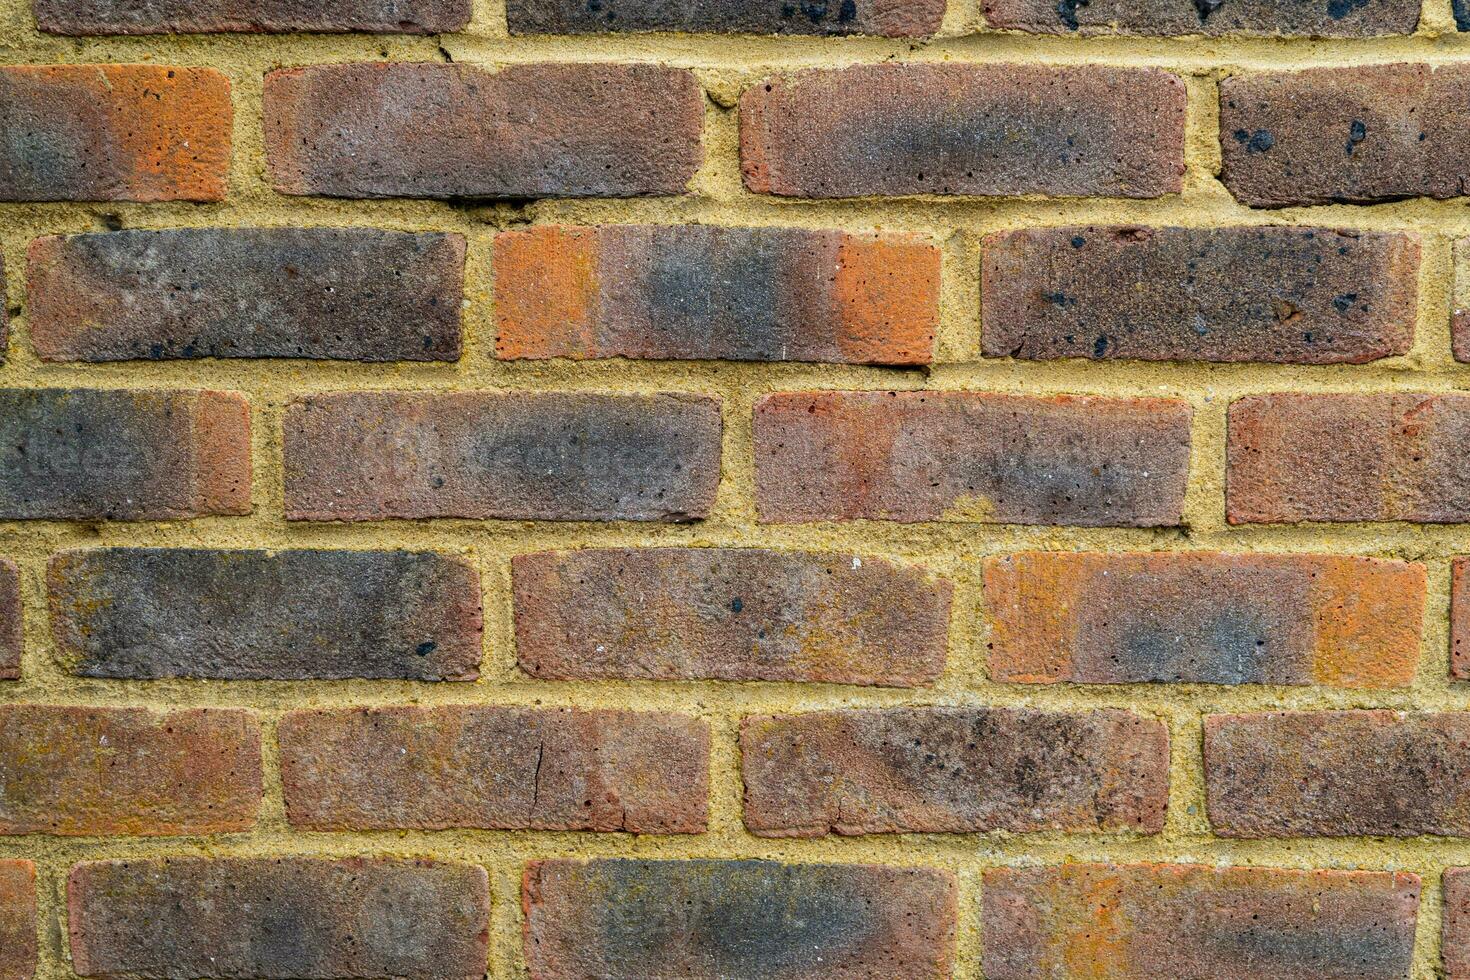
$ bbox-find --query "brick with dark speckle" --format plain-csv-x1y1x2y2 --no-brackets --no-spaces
984,0,1420,35
35,0,471,33
0,861,35,980
0,560,18,681
508,0,943,35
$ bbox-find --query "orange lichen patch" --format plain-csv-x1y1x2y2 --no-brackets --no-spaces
1057,866,1132,979
103,65,232,202
190,391,252,516
982,552,1087,683
1310,556,1424,687
494,226,599,358
833,234,937,365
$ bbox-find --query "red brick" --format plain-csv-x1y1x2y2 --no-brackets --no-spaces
69,857,489,978
984,552,1424,687
1220,64,1470,208
984,0,1419,35
507,0,942,34
0,560,18,680
0,389,250,521
984,863,1420,980
36,0,470,33
524,859,955,978
1205,711,1470,837
0,65,230,203
280,706,708,833
741,707,1167,837
1450,559,1470,681
284,391,720,522
754,391,1192,525
28,229,465,362
1443,868,1470,979
513,548,951,685
0,861,35,980
1227,393,1470,524
494,225,938,365
740,64,1185,198
0,705,260,836
265,63,702,199
982,226,1418,363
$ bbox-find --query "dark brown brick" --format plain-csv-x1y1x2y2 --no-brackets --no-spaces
69,857,489,978
28,229,464,362
984,0,1419,35
494,225,938,365
0,559,18,680
1206,711,1470,837
280,706,708,833
984,552,1424,687
507,0,942,34
1443,868,1470,979
265,63,702,199
1227,393,1470,524
740,64,1186,198
984,863,1420,980
754,391,1192,525
741,707,1167,837
982,226,1419,363
284,391,721,522
1220,64,1470,208
513,548,951,685
523,859,955,978
0,389,250,521
47,548,482,681
0,861,35,980
0,65,230,203
35,0,470,33
0,705,260,836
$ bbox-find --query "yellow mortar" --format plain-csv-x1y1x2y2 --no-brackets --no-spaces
3,0,1470,975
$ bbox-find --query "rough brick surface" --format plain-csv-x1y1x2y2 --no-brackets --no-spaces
741,707,1168,837
0,389,250,521
0,861,35,980
28,229,464,362
1450,559,1470,681
265,63,703,199
0,560,18,681
68,857,490,978
982,226,1419,363
740,64,1186,198
1443,869,1470,979
1206,711,1470,837
983,0,1420,36
0,705,260,836
984,552,1425,686
284,391,721,522
280,706,708,832
1228,393,1470,524
983,863,1421,980
507,0,943,35
523,859,956,978
36,0,471,33
1220,65,1470,207
754,391,1192,525
512,548,951,685
47,548,482,680
0,65,230,203
494,225,938,364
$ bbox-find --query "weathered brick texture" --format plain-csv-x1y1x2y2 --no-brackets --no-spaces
741,707,1168,836
507,0,943,35
279,706,709,832
28,229,465,362
0,560,18,681
265,63,703,199
47,548,483,680
983,552,1425,686
68,858,490,978
0,705,260,836
0,861,35,980
513,548,950,685
35,0,472,33
983,864,1420,980
1443,869,1470,980
523,859,956,978
754,391,1192,524
494,225,938,364
983,0,1420,35
982,226,1419,363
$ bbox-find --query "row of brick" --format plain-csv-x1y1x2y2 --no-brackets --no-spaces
24,0,1463,37
0,547,1448,686
9,61,1470,207
7,387,1470,525
3,224,1446,365
0,855,1458,978
7,703,1470,840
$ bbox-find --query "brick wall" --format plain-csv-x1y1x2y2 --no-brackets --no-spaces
1,0,1469,977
